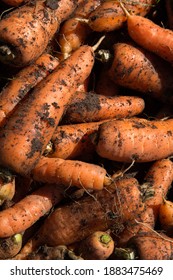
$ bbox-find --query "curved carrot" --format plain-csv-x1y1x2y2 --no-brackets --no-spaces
95,118,173,163
108,42,173,99
120,1,173,64
0,183,64,238
32,156,110,190
0,53,59,126
0,0,83,66
63,91,145,123
0,44,95,176
87,0,156,32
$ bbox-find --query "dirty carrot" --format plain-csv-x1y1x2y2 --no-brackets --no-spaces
0,53,59,126
120,1,173,64
77,231,115,260
0,0,83,66
95,118,173,163
0,183,64,238
0,43,95,176
63,91,145,123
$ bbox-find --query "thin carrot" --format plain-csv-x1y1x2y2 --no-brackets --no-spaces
0,0,83,66
0,53,59,126
95,118,173,163
0,43,95,176
120,1,173,64
0,183,64,238
77,231,115,260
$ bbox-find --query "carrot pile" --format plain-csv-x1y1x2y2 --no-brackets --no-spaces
0,0,173,260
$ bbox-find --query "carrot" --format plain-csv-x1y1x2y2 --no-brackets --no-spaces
95,118,173,163
0,43,95,176
63,91,145,123
141,159,173,218
32,156,110,190
1,0,28,6
0,0,83,66
45,120,107,160
17,177,144,253
108,42,173,99
77,231,115,260
159,199,173,235
85,0,156,32
128,231,173,260
0,183,64,238
58,0,102,59
120,1,173,64
0,53,59,127
0,233,23,259
166,0,173,30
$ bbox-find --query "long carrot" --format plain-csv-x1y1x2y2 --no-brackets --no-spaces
0,44,95,176
0,0,83,66
95,118,173,163
63,91,145,123
0,53,59,126
0,183,64,238
120,1,173,64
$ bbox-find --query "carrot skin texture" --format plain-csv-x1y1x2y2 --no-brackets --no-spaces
125,14,173,64
0,53,59,126
0,184,64,238
96,118,173,163
32,156,107,190
88,0,156,32
0,0,83,66
108,43,173,98
0,45,94,176
64,91,145,123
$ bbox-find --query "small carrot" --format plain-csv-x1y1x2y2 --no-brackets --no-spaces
120,1,173,64
63,91,145,123
0,0,83,66
108,42,173,99
77,231,115,260
0,183,64,238
0,43,95,176
32,156,110,190
159,199,173,235
0,53,59,127
95,118,173,163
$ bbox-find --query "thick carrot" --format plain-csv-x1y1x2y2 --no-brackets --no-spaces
1,0,28,6
18,177,144,252
120,1,173,64
58,0,102,59
63,91,145,123
45,120,107,159
128,231,173,260
77,231,115,260
108,42,173,99
0,0,83,66
95,118,173,163
142,159,173,218
32,156,110,190
0,53,59,126
0,44,95,176
0,183,64,238
86,0,156,32
166,0,173,30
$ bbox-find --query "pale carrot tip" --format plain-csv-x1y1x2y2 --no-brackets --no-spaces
74,17,89,24
119,1,131,17
0,45,15,62
92,35,106,52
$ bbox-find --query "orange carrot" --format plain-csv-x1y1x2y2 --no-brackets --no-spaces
77,231,115,260
0,0,83,66
0,44,95,176
1,0,28,6
159,199,173,235
32,156,110,190
86,0,156,32
63,91,145,123
0,183,64,238
0,53,59,126
108,42,173,99
95,118,173,163
120,1,173,64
